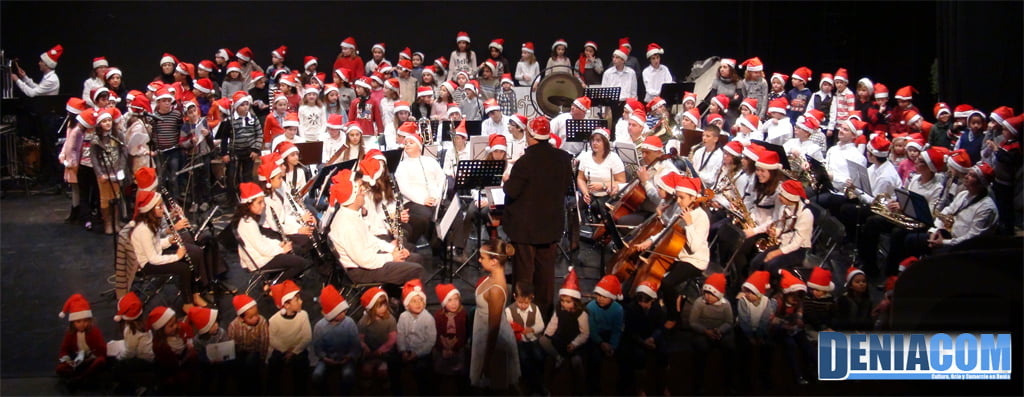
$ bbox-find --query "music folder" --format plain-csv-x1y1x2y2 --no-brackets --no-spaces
846,160,872,194
294,142,324,165
894,188,934,225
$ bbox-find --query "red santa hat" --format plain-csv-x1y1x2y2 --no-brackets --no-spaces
226,61,243,75
591,127,610,141
629,108,648,127
194,78,215,95
434,56,449,70
834,68,849,82
134,190,160,218
791,66,812,82
723,140,744,157
656,170,682,194
198,59,215,72
594,275,623,301
990,105,1016,127
624,97,644,113
324,114,345,132
905,138,926,152
742,270,771,297
364,148,386,162
394,59,412,72
187,306,218,335
509,113,528,130
740,57,763,72
159,52,178,66
945,149,973,173
464,80,479,94
868,134,891,157
645,43,664,59
805,109,825,123
780,269,807,294
771,72,789,84
953,104,975,119
360,287,388,313
232,294,257,317
647,96,666,112
1004,114,1023,135
706,113,725,128
903,110,923,125
239,182,264,204
682,91,697,105
446,103,462,117
807,267,835,292
396,47,411,60
316,285,349,320
798,116,822,134
104,67,122,81
359,157,384,185
500,73,514,86
933,102,951,118
895,85,917,100
257,154,283,187
518,42,535,55
528,116,551,140
488,38,505,52
768,97,789,115
340,36,357,49
873,83,889,99
175,62,195,80
743,143,765,161
755,149,782,170
613,45,630,60
147,306,175,330
488,134,508,153
276,142,299,162
559,266,582,300
483,98,501,115
435,283,460,306
740,98,758,114
584,41,598,51
66,97,88,114
128,94,153,114
550,133,563,149
301,56,318,70
720,58,736,68
393,100,411,114
401,279,427,307
780,179,807,202
573,96,592,111
397,120,420,139
551,38,568,50
90,87,110,104
702,273,727,299
970,162,995,184
819,73,834,88
214,48,232,61
270,280,301,313
676,176,702,197
845,266,866,286
329,169,359,206
711,94,730,111
114,292,143,322
421,66,437,78
635,279,660,299
898,256,918,273
452,119,469,140
281,112,299,129
456,32,471,43
59,294,93,321
236,47,254,62
737,114,761,133
922,147,949,172
134,167,158,191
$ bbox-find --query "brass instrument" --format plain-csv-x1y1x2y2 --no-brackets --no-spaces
844,184,860,200
723,176,756,229
418,117,434,146
782,153,813,186
754,214,797,252
869,193,926,229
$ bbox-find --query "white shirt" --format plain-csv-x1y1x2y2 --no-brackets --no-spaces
362,189,399,237
515,61,540,87
691,145,723,188
760,117,794,146
481,115,510,137
549,112,585,155
930,190,998,246
905,173,946,206
298,105,326,141
82,77,104,102
321,135,346,165
783,138,824,162
15,70,59,97
442,145,471,177
236,216,285,271
752,204,813,254
543,310,589,348
747,185,780,228
263,191,303,235
641,64,673,102
677,207,711,270
730,131,756,146
395,155,445,205
329,206,395,270
576,150,625,197
601,66,637,100
507,134,527,162
614,118,631,145
130,222,178,267
825,142,867,191
857,160,900,203
506,305,546,342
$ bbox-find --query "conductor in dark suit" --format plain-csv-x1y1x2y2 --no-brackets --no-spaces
503,116,574,315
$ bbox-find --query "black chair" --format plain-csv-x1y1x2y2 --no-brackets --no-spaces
812,215,846,267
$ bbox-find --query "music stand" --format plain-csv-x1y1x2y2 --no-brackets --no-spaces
430,160,505,284
383,149,403,174
677,128,703,156
895,188,934,225
751,140,791,170
565,119,609,143
612,142,640,179
306,158,357,209
469,136,490,160
294,142,324,165
659,82,685,107
584,87,622,107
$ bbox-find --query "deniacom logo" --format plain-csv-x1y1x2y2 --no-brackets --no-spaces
818,332,1012,380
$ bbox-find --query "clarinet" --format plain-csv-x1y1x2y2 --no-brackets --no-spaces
280,182,322,253
161,204,196,280
158,186,195,236
387,174,407,249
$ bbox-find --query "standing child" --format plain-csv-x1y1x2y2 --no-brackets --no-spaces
448,32,478,81
149,306,199,393
835,267,875,331
738,57,768,118
461,81,483,121
735,271,776,392
263,94,289,144
249,71,270,122
642,43,672,102
575,41,604,86
786,67,813,125
333,68,357,119
266,46,290,93
435,284,469,386
90,108,126,234
620,280,668,396
539,267,589,390
56,294,107,386
397,279,438,394
323,83,345,120
586,275,624,394
267,280,311,395
930,103,954,149
808,73,837,145
278,74,301,112
515,42,539,87
505,282,545,395
768,72,788,102
496,74,517,116
770,270,812,385
311,285,360,394
689,273,735,394
298,85,325,141
485,38,510,77
358,287,398,391
833,68,856,138
349,77,384,143
546,39,572,72
220,62,244,99
226,294,268,395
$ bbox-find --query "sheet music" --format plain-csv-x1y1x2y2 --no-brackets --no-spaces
206,340,236,363
486,187,505,207
436,196,462,238
846,160,871,193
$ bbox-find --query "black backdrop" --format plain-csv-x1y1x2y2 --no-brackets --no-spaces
2,1,1020,113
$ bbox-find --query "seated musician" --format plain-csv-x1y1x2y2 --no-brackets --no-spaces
276,141,312,196
577,127,627,219
941,149,974,208
131,190,210,310
858,147,948,278
550,96,591,156
783,116,825,162
257,153,315,257
746,180,814,275
624,107,650,147
731,147,784,271
813,119,867,211
622,136,679,226
887,162,998,271
633,174,709,329
233,182,309,284
393,122,445,254
441,120,472,199
506,114,528,162
837,134,900,235
451,134,511,261
328,169,425,285
614,98,644,144
646,96,674,145
691,125,724,188
707,141,751,230
270,112,304,152
358,155,413,250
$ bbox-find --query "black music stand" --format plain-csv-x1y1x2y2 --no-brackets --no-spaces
430,159,505,284
565,119,609,148
659,83,686,107
430,120,453,143
584,87,621,107
306,158,357,211
439,121,482,141
383,149,403,174
750,140,791,170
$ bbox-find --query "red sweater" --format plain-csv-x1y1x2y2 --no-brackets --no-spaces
348,97,383,135
333,56,366,81
59,326,106,360
264,113,284,143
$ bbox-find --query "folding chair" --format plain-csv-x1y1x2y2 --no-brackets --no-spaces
812,215,846,267
113,221,179,305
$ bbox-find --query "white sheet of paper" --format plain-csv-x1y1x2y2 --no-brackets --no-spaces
846,160,871,193
206,340,236,363
436,196,462,239
486,187,505,207
106,340,126,358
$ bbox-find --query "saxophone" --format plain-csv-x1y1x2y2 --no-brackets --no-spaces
869,193,926,229
754,213,797,252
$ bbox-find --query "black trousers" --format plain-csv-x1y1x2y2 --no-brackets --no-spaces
404,202,440,250
345,256,426,286
661,261,704,321
512,242,558,316
262,253,309,282
138,243,205,299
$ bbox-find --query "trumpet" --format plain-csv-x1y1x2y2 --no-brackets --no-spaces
869,193,926,230
418,117,434,146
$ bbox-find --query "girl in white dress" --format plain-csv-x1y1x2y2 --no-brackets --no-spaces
470,239,520,391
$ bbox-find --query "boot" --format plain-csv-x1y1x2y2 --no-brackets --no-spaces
64,206,79,224
101,207,114,235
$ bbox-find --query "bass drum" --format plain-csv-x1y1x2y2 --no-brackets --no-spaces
530,67,585,118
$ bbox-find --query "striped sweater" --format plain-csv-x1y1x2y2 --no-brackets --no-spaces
151,109,182,150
